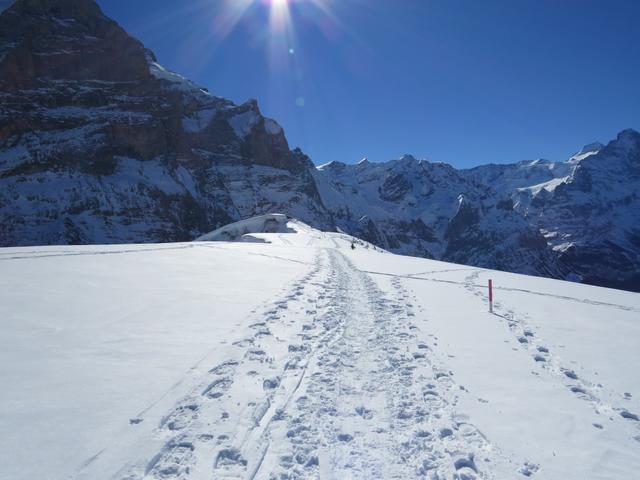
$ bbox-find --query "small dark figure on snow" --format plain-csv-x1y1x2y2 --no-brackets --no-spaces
351,241,356,250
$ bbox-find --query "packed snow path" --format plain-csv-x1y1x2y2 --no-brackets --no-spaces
110,249,502,480
1,219,639,480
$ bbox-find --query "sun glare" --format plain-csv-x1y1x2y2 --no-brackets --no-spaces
212,0,352,81
268,0,291,32
214,0,344,40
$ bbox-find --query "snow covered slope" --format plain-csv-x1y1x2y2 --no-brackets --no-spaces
195,214,296,243
1,218,639,480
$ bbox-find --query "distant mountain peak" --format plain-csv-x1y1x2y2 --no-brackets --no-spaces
578,142,605,154
618,127,640,137
317,160,346,171
569,141,604,163
397,154,418,164
615,128,640,145
609,128,640,157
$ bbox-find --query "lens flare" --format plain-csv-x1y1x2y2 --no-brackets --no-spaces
268,0,291,32
209,0,362,121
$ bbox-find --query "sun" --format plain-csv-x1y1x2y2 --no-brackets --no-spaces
268,0,291,31
213,0,344,47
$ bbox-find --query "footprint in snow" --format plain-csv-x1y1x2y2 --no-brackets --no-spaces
263,377,281,390
215,448,247,469
355,406,374,419
254,328,272,338
454,454,478,474
203,377,233,399
209,360,239,375
519,461,539,477
148,439,195,479
232,338,253,348
620,410,639,421
561,368,579,380
162,404,198,431
245,349,267,361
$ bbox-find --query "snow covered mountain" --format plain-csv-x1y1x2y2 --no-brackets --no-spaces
0,0,332,245
463,131,640,292
0,0,638,292
1,218,639,480
315,157,560,278
315,131,640,291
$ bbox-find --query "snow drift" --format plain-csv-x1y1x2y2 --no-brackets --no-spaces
195,213,295,242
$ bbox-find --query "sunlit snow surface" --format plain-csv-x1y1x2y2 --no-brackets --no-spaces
0,219,639,480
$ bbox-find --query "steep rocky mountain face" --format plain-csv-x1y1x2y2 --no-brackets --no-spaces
1,0,638,292
464,132,640,292
314,157,560,278
0,0,332,245
320,132,639,291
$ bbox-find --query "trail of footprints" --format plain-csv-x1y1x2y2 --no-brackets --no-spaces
462,272,639,439
136,252,330,479
262,253,500,479
133,252,511,479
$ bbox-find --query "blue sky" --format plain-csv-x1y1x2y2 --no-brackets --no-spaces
19,1,640,167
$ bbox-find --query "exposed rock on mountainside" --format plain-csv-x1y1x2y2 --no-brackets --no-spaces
0,0,331,245
1,0,639,292
315,156,559,278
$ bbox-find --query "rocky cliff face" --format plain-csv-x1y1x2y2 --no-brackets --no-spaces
314,156,561,278
1,0,638,292
470,131,640,292
0,0,331,245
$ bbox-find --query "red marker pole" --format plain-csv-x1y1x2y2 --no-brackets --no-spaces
488,279,494,313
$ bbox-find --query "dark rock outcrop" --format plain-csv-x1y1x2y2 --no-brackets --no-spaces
0,0,332,245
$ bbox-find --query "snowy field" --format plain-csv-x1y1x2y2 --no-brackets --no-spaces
1,218,639,480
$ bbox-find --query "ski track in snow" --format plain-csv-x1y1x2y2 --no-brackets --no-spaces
0,245,199,261
114,249,510,480
461,271,640,441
